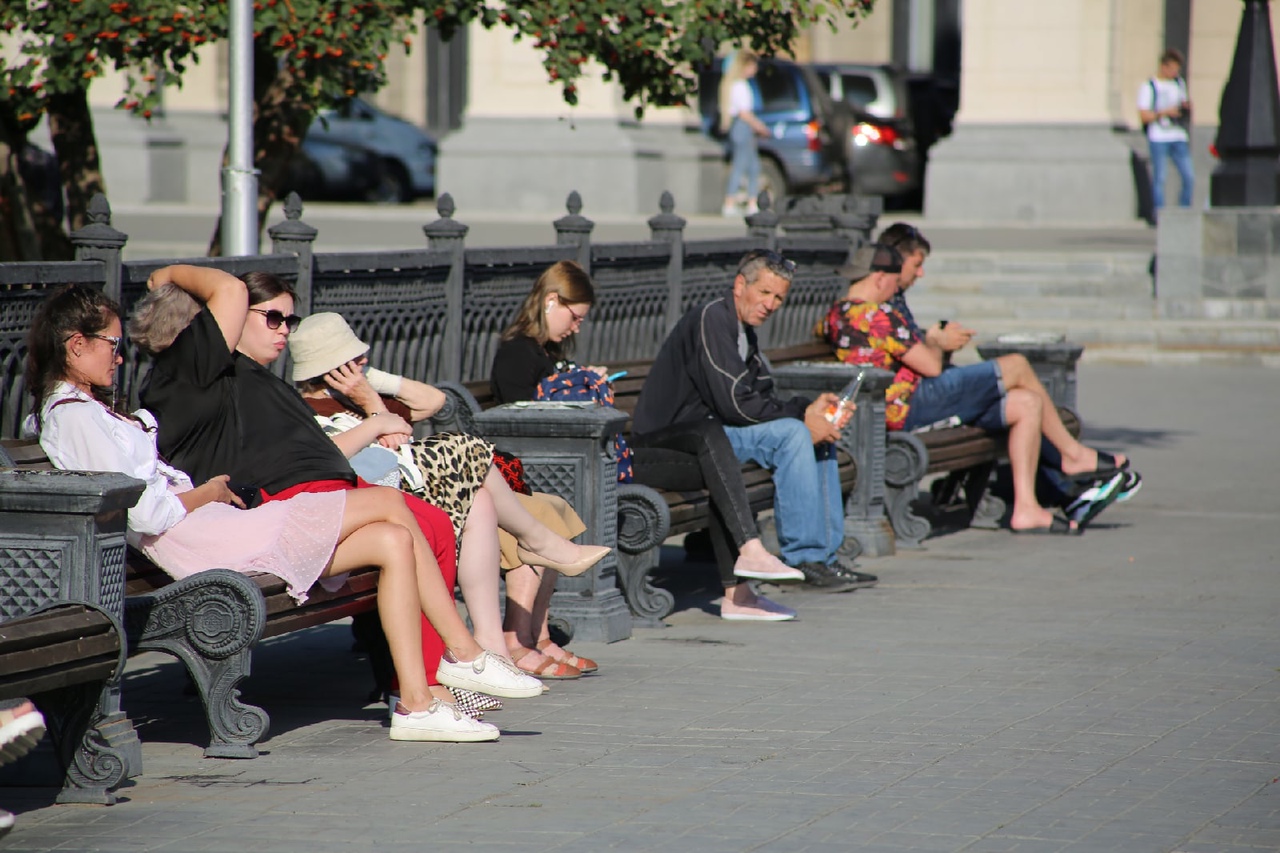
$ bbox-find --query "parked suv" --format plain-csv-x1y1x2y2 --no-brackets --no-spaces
698,58,851,198
308,98,437,202
810,63,921,198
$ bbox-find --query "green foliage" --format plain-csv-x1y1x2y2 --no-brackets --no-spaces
0,1,417,126
416,0,876,116
3,0,875,130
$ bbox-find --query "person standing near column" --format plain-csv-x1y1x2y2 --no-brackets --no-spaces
1138,48,1194,214
719,50,771,217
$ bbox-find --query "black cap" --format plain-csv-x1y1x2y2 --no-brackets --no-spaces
835,242,903,280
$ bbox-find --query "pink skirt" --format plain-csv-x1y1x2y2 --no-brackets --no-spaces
138,490,348,604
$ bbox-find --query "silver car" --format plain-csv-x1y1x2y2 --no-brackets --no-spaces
308,98,437,202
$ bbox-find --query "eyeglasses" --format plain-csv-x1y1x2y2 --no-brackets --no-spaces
90,334,123,355
249,308,302,333
563,303,588,325
739,248,797,277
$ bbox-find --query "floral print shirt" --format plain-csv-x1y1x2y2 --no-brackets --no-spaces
821,298,922,430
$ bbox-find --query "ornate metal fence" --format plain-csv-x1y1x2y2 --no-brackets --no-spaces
0,188,878,438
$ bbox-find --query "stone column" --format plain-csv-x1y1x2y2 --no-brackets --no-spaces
925,0,1137,224
438,23,723,215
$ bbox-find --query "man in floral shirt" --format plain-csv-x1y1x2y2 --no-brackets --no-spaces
822,243,1135,534
822,244,922,430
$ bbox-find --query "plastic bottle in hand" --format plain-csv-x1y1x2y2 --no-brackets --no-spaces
825,370,865,424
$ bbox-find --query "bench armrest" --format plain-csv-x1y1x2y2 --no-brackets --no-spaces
473,403,633,642
0,470,144,621
771,363,897,557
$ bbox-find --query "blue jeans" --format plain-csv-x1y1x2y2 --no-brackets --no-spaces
725,119,760,201
723,419,844,566
902,361,1007,432
1149,139,1194,208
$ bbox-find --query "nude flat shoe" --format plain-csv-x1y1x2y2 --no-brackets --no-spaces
515,544,611,577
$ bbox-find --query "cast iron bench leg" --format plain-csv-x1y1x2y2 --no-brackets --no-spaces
126,570,270,758
614,484,675,626
885,432,932,549
35,681,130,805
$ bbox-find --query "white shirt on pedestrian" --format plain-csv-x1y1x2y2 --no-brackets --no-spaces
728,79,754,121
1137,77,1189,143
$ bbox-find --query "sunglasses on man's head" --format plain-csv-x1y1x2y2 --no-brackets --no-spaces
249,308,302,333
741,248,797,274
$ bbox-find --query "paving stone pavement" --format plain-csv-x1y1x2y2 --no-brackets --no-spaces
4,364,1279,853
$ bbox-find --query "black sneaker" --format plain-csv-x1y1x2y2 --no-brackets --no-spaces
830,557,879,588
793,561,861,593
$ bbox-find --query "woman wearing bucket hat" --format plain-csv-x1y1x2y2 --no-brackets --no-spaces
290,312,606,680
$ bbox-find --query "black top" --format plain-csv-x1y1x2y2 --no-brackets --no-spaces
490,335,558,403
142,309,355,494
631,293,809,436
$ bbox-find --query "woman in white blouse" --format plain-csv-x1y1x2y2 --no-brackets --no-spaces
718,50,771,217
25,283,543,743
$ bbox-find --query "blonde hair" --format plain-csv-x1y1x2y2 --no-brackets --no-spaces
500,260,595,358
718,50,759,134
127,283,202,354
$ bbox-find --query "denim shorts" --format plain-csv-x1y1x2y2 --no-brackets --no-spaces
901,361,1007,431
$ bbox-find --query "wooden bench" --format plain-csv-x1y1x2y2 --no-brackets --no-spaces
884,408,1082,547
728,341,1086,549
434,343,865,626
2,439,382,760
0,602,128,804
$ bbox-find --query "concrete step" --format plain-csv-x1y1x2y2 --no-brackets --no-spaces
924,251,1154,280
915,276,1155,299
906,295,1157,322
957,315,1280,348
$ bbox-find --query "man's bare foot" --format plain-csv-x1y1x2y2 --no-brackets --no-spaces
1060,447,1128,478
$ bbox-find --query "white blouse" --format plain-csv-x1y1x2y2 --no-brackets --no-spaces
31,382,192,542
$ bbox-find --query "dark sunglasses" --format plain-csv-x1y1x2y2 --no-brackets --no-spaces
249,308,302,333
739,248,797,276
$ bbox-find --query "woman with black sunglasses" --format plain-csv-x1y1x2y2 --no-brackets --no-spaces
132,265,546,741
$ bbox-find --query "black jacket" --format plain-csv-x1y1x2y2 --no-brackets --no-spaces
632,294,809,436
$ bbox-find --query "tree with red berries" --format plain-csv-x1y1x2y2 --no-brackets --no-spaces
1,0,875,260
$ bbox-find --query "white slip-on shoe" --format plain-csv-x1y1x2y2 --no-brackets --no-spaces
389,700,499,742
733,553,806,582
720,594,797,622
0,707,45,766
436,651,543,699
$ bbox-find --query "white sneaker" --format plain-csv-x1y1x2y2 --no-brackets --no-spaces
389,700,499,742
721,594,797,622
436,650,543,699
722,204,740,218
733,553,805,582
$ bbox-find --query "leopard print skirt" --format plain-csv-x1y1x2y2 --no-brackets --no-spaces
404,432,495,540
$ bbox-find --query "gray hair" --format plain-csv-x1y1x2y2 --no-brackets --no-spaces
736,249,797,285
127,283,202,354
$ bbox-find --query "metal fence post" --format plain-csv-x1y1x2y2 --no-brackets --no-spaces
648,191,687,333
745,190,780,249
553,191,594,273
266,192,318,316
423,193,470,382
69,194,128,304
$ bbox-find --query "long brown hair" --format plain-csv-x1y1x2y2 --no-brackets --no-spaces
25,284,121,428
500,260,595,359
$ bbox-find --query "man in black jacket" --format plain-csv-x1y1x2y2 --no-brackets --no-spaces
632,249,871,591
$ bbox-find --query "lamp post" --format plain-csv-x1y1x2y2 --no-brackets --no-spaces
1209,0,1280,206
222,0,258,255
